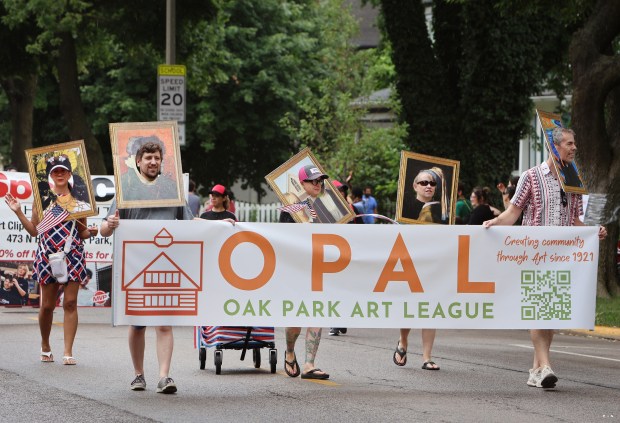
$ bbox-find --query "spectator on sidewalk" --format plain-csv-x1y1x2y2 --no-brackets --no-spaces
455,183,472,224
0,274,25,305
362,186,378,224
187,179,201,216
468,186,500,225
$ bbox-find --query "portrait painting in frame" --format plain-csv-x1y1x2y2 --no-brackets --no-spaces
265,147,355,224
109,121,184,209
396,151,460,225
536,110,587,194
25,140,97,222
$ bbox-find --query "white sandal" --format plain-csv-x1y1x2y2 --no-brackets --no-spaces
62,356,77,365
40,349,54,362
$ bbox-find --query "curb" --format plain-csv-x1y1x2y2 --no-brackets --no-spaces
561,326,620,341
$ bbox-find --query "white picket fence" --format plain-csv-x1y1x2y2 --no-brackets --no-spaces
234,201,282,223
232,200,397,223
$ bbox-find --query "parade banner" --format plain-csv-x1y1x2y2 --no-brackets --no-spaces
111,220,599,329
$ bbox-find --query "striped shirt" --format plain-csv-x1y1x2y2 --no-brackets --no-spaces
511,162,583,227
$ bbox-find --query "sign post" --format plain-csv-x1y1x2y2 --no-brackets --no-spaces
157,64,186,145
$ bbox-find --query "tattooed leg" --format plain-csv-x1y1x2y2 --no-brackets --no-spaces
303,327,323,372
285,327,301,363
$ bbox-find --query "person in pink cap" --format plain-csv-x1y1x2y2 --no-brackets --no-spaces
288,164,350,223
280,164,345,380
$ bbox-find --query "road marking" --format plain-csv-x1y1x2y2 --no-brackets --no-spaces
511,344,620,363
551,346,617,350
277,371,340,386
302,379,340,386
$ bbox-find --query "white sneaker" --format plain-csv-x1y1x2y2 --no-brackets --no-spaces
527,368,540,387
536,365,558,388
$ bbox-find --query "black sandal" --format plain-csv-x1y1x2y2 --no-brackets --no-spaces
301,368,329,380
422,360,440,370
284,352,300,378
393,342,407,366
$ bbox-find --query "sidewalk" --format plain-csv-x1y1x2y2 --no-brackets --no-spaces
563,325,620,341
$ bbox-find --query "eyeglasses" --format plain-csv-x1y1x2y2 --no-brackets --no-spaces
303,179,324,186
417,180,437,187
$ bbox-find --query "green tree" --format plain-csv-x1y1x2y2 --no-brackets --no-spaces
568,0,620,297
281,2,407,211
378,0,619,296
2,0,107,173
182,0,341,196
0,1,39,170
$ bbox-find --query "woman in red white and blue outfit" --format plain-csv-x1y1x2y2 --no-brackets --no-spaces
5,155,96,365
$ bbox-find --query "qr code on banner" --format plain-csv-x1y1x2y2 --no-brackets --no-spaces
521,270,571,320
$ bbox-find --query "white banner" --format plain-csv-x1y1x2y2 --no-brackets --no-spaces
112,220,599,329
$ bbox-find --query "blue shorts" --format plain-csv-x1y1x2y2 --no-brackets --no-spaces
132,326,146,330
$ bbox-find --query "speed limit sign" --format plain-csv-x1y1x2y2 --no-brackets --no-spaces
157,64,186,145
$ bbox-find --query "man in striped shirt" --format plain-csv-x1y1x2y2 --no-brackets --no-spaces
483,127,607,389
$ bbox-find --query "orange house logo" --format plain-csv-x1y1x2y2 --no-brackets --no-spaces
122,228,203,316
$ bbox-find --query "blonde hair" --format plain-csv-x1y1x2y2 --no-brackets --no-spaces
415,167,447,220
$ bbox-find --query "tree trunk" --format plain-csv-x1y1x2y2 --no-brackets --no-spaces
569,0,620,297
0,74,37,172
57,32,106,174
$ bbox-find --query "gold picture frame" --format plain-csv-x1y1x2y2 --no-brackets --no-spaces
109,121,184,209
25,140,97,221
265,147,355,224
536,110,587,194
395,151,460,225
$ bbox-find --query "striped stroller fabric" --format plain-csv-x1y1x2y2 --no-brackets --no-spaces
199,326,275,348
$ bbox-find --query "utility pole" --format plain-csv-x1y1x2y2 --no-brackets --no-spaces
166,0,176,64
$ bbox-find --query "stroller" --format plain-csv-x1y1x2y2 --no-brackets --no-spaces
197,326,277,375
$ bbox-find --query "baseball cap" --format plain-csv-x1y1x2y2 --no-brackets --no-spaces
332,180,343,188
298,164,328,182
46,155,72,175
209,184,226,195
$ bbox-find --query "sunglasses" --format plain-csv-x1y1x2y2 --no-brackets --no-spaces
304,179,324,186
560,189,567,207
417,180,437,187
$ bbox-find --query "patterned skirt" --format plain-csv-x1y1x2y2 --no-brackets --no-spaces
33,220,87,286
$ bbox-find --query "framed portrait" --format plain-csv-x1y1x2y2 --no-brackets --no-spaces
25,140,97,221
395,151,459,225
265,147,355,224
109,121,184,209
536,110,587,194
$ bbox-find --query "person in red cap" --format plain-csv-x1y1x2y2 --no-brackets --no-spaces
200,184,237,221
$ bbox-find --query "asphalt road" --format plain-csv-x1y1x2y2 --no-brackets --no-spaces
1,307,618,423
